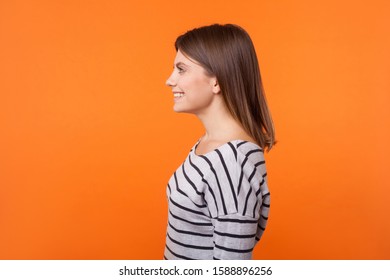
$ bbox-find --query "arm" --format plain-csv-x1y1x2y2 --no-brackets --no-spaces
212,213,258,260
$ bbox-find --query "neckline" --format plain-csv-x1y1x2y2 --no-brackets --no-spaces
191,139,260,157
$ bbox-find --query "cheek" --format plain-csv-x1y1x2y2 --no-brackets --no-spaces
186,85,214,107
185,77,212,95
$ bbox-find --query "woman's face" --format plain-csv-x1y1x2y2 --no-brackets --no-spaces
166,50,219,115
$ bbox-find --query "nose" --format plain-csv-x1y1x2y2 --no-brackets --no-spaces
165,71,176,87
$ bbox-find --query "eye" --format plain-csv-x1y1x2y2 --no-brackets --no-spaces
177,67,185,74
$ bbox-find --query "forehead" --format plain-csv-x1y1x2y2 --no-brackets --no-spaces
173,49,214,77
174,50,199,66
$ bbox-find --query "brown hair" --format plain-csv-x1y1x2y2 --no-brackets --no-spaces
175,23,276,151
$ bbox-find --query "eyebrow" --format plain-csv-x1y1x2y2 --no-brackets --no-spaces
173,62,189,69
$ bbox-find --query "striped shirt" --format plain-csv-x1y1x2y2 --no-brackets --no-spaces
164,139,270,260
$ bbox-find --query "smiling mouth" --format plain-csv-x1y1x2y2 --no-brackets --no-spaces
173,92,185,98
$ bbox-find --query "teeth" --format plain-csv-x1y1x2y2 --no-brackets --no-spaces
174,93,184,98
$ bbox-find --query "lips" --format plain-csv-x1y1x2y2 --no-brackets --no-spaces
173,92,185,98
173,92,185,104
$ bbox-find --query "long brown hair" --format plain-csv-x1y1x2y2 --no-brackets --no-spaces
175,23,276,151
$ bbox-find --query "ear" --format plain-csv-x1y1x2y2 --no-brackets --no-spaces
211,78,221,94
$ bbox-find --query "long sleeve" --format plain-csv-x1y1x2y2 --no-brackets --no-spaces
212,213,258,259
208,142,270,260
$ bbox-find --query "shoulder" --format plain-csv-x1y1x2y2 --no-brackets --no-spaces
232,140,265,166
187,139,265,178
199,140,265,180
194,139,263,164
233,140,267,181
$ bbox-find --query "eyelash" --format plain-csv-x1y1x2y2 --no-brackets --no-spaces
177,67,185,73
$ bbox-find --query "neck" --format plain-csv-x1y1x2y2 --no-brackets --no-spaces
196,96,247,142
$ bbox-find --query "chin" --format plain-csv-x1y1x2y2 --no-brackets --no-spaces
174,109,187,114
173,105,186,113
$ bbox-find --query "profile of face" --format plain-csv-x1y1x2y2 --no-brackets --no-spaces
166,50,220,115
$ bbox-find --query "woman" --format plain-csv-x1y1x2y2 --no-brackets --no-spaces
164,23,275,260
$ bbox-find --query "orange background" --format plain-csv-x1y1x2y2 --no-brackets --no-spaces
1,0,389,259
